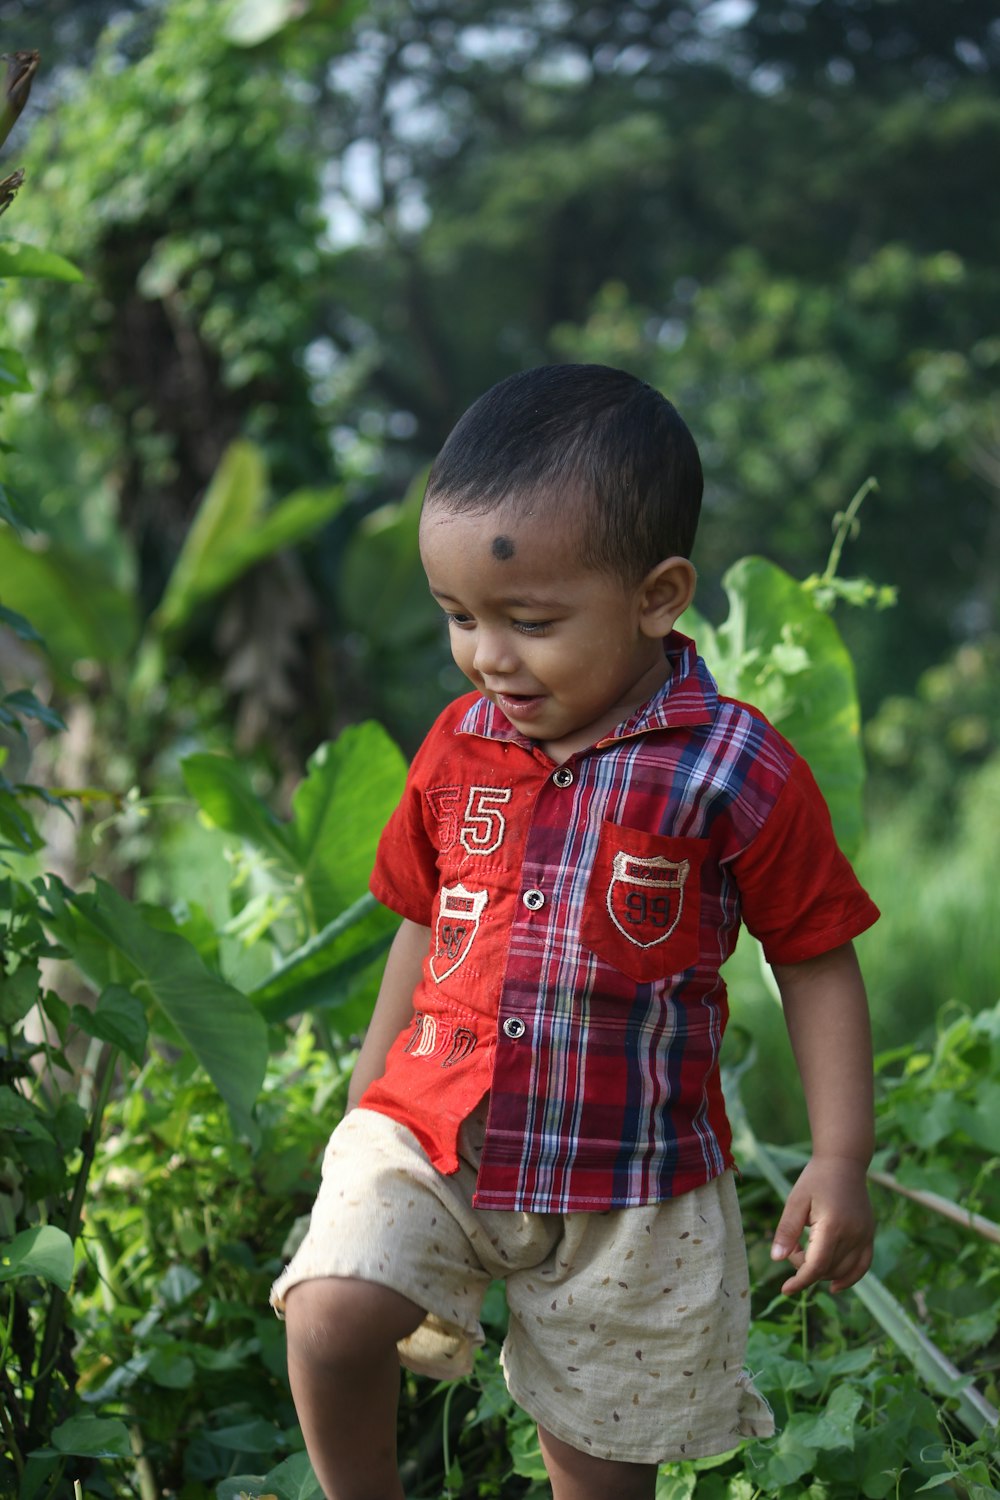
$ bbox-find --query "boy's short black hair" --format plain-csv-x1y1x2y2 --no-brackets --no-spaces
423,363,703,581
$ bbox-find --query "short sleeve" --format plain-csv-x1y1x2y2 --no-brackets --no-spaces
369,774,440,925
730,756,879,965
368,698,476,925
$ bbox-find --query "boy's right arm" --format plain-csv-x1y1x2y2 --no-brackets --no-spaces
346,917,431,1112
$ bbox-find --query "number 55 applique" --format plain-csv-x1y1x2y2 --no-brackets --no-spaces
431,884,489,982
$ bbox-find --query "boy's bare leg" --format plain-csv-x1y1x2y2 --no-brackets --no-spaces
284,1277,425,1500
538,1425,658,1500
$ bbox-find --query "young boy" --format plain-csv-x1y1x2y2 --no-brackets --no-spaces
272,364,878,1500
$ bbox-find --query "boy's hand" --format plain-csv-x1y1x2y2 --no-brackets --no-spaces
770,1155,874,1295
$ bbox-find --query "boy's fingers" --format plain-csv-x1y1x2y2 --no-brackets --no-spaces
828,1241,874,1293
770,1189,811,1263
777,1222,873,1295
778,1224,832,1294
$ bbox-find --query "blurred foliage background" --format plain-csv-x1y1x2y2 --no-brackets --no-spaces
4,0,999,741
0,1,998,1494
3,0,997,1032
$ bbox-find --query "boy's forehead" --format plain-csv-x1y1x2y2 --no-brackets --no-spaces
420,489,590,549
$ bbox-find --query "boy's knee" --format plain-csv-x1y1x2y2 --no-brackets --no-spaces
538,1425,657,1500
284,1277,425,1370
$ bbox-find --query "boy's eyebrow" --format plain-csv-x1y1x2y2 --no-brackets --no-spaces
428,585,564,610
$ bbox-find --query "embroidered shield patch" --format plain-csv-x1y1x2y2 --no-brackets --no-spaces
431,884,488,981
606,850,690,949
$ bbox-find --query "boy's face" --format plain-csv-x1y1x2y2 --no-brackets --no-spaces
419,501,694,763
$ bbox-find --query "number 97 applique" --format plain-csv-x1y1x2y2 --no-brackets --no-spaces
431,884,489,982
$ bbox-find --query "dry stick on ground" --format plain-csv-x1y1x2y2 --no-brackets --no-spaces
0,49,39,217
867,1167,1000,1246
0,50,39,150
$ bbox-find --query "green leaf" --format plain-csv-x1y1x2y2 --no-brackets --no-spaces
0,962,38,1025
57,881,267,1141
0,345,32,394
0,1087,54,1141
158,1263,202,1306
153,440,345,634
683,555,866,855
50,1415,132,1458
790,1384,865,1450
0,603,43,644
41,989,70,1041
0,1224,74,1289
509,1419,548,1481
217,1455,322,1500
0,481,27,532
0,785,44,853
959,1082,1000,1153
181,753,294,865
184,721,406,940
287,723,408,929
2,688,66,733
147,1348,196,1389
224,0,308,46
655,1471,697,1499
251,894,397,1023
209,1418,283,1452
338,477,437,650
761,1417,820,1487
51,1097,86,1153
72,985,149,1067
0,241,84,282
0,531,138,673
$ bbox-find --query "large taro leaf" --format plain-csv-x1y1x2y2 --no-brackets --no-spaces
183,723,408,1021
44,878,267,1141
181,751,296,868
682,556,866,856
184,722,407,930
153,439,346,636
251,893,399,1026
287,725,408,931
0,530,138,674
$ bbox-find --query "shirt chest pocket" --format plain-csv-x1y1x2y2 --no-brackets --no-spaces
579,821,708,984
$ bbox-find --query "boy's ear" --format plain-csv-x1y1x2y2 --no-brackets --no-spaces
638,557,697,639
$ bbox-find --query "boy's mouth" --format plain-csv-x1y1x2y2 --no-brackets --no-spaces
494,691,545,718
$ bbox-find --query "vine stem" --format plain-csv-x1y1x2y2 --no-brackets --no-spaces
822,475,878,584
27,1043,118,1449
129,1419,159,1500
440,1380,459,1497
0,1376,23,1478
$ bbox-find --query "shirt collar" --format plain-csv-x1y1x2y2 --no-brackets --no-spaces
455,632,719,750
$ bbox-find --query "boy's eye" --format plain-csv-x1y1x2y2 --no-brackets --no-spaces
513,620,551,635
446,612,474,628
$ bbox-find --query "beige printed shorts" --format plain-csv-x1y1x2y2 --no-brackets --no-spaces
270,1107,774,1465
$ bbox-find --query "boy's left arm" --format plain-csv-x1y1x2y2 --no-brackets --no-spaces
769,940,875,1295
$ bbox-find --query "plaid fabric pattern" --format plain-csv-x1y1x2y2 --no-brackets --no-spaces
364,633,878,1213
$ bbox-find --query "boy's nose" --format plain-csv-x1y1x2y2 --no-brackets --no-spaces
472,627,516,677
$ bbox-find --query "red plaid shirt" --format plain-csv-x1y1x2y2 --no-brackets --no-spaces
362,633,878,1212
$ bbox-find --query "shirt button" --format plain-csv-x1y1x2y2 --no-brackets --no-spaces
522,888,545,911
503,1017,526,1040
552,767,574,787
